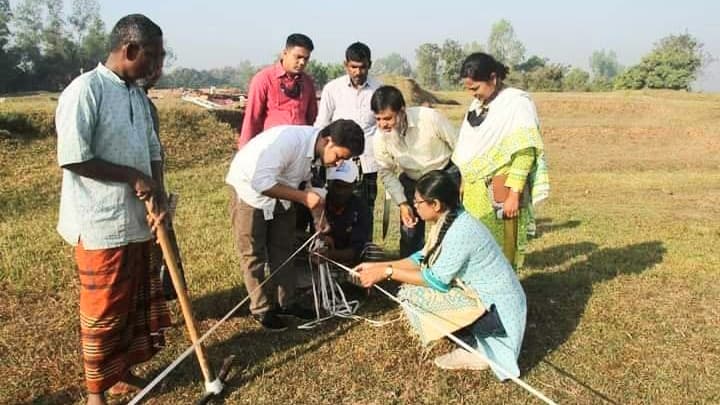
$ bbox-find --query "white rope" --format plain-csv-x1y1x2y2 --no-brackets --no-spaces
298,239,399,329
312,253,558,405
128,231,321,405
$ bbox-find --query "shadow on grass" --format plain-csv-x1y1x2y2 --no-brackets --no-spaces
534,217,582,238
192,284,251,321
144,280,398,403
521,240,666,403
525,242,598,269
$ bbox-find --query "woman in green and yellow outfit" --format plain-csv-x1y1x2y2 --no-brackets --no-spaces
452,53,549,269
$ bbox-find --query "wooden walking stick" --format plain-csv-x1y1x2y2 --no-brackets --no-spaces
145,199,229,403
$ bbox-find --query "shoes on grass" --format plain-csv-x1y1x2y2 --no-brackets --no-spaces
434,348,490,371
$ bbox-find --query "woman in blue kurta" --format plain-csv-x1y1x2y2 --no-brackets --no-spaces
355,170,527,379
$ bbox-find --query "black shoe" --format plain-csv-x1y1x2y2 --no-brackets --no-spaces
252,312,288,331
277,304,316,320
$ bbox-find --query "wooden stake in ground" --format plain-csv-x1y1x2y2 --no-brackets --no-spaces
503,216,518,265
382,191,391,240
145,199,225,402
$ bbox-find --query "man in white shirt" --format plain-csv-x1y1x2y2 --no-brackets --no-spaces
371,85,460,257
315,42,381,239
226,119,364,331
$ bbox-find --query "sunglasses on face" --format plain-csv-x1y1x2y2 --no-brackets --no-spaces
466,106,489,127
280,78,302,99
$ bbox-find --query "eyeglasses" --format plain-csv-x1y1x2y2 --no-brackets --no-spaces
466,106,489,127
280,78,302,99
412,199,430,207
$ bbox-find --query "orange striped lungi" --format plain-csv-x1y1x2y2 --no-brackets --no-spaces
76,240,171,394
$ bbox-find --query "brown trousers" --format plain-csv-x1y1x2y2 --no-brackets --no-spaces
229,189,297,314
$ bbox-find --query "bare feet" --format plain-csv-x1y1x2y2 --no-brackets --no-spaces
107,370,148,396
86,393,107,405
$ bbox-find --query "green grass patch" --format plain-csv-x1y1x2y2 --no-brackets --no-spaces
1,90,719,404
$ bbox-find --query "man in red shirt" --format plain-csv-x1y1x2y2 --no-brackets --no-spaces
237,33,318,149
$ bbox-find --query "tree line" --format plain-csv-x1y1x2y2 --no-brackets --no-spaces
0,2,711,93
0,0,108,92
412,19,711,92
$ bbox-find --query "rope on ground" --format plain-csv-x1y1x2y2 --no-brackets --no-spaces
298,239,399,329
128,231,321,405
312,252,558,405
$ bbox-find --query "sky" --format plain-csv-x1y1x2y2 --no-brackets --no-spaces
12,0,720,91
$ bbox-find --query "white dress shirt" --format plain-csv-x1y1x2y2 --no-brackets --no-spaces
225,125,319,220
314,75,381,173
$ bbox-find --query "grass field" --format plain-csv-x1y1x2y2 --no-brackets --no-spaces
1,89,719,404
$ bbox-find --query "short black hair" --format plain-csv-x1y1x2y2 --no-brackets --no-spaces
370,85,406,113
109,14,163,51
319,119,365,156
285,33,314,52
460,52,509,81
346,42,371,63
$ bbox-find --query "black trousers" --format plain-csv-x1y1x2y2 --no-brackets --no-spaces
354,172,378,240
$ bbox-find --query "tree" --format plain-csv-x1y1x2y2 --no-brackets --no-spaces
515,55,546,72
68,0,97,43
614,33,709,90
487,19,525,67
12,0,77,90
79,15,107,69
588,49,621,90
563,67,590,91
373,53,412,76
156,62,262,90
69,0,106,71
613,65,646,90
525,63,566,92
13,0,44,75
507,55,546,90
0,0,10,51
590,49,621,79
163,46,177,69
463,40,484,55
0,0,111,91
439,39,464,89
38,0,75,89
229,61,258,91
324,62,345,82
305,61,344,89
0,0,18,92
305,60,328,89
415,42,440,89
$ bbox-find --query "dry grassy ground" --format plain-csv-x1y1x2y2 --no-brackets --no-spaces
1,89,719,404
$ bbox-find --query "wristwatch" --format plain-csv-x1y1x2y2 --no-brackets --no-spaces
384,264,394,281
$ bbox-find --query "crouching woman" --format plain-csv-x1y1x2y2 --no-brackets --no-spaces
354,170,526,379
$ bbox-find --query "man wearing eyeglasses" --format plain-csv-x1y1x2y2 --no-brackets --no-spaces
226,120,365,331
371,85,460,257
237,33,318,149
56,14,170,404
